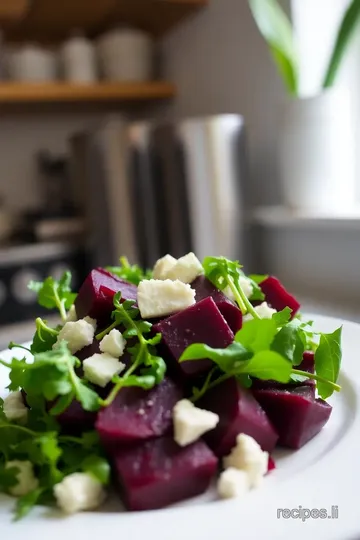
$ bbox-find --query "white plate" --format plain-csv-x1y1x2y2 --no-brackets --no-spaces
0,314,359,540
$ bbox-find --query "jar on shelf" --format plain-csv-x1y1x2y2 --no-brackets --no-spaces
60,30,97,83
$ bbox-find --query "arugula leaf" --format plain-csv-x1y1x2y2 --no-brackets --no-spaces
235,318,278,352
28,271,77,321
107,256,152,286
180,342,251,372
315,327,342,399
247,274,267,302
30,318,59,354
99,293,166,407
272,307,292,326
238,351,292,382
81,455,110,485
271,321,305,365
14,488,44,521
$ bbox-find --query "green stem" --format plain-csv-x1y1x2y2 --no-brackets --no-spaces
8,343,31,353
228,276,260,320
0,423,37,437
36,318,59,337
191,372,231,403
292,369,341,392
96,321,118,341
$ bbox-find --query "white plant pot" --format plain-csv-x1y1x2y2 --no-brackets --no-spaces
278,89,356,213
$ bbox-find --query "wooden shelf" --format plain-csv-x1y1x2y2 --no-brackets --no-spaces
0,82,176,104
2,0,208,42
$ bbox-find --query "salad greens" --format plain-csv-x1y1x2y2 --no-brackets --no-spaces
28,272,77,322
106,256,153,286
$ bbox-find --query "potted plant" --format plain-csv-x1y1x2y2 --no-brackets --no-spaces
249,0,360,212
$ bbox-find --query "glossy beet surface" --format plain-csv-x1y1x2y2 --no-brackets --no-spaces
56,399,97,433
260,276,300,318
112,436,218,511
198,377,278,456
75,268,137,323
191,275,242,333
96,378,183,445
253,385,332,449
153,297,234,378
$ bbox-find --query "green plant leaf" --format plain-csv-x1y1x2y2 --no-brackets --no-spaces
107,256,152,285
248,0,299,95
271,321,305,365
28,272,76,320
235,318,278,352
81,455,110,485
323,0,360,88
14,488,44,521
238,350,292,382
315,327,342,399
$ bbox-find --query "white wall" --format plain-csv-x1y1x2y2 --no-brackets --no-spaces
161,0,289,206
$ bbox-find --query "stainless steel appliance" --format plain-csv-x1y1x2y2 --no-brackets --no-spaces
69,114,247,268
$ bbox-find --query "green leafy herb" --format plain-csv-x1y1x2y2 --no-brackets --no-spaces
30,317,59,354
271,320,305,366
247,274,267,302
203,256,260,318
28,272,77,321
107,256,152,286
235,318,278,353
81,455,110,485
99,293,165,407
314,327,342,399
14,488,44,521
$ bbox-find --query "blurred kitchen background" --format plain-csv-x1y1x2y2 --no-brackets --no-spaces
0,0,359,348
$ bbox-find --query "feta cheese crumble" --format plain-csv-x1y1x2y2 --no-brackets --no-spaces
65,305,77,322
137,279,195,319
83,316,97,331
165,252,203,284
6,460,39,497
54,473,105,514
53,319,95,354
153,254,177,280
83,353,125,388
217,467,250,499
173,399,219,447
223,433,268,488
3,391,28,423
99,329,126,357
243,302,276,322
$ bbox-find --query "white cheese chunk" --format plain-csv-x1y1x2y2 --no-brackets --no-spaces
83,316,97,331
153,254,177,280
3,391,28,423
99,329,126,358
6,460,39,497
54,473,105,514
217,467,250,499
243,302,276,322
165,252,203,284
66,305,77,322
173,399,219,447
223,433,268,488
137,279,195,319
53,319,95,354
83,353,125,388
224,276,253,302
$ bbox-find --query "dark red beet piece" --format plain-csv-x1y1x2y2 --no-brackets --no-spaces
192,275,242,333
153,297,234,378
198,377,278,456
56,400,97,433
253,385,332,449
112,436,218,511
96,377,183,446
76,339,101,363
268,456,276,472
260,276,300,318
75,268,137,323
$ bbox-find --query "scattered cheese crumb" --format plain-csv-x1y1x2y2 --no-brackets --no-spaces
100,329,126,358
243,302,276,322
66,305,77,322
83,353,125,388
165,252,203,284
54,473,105,514
6,460,39,497
83,316,97,331
223,434,268,488
217,468,250,499
53,319,95,354
137,279,195,319
173,399,219,447
153,254,177,280
3,391,28,423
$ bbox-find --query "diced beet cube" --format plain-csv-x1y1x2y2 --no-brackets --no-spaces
112,436,218,511
300,351,315,372
153,297,234,378
75,268,137,323
253,385,332,449
198,377,278,456
192,275,242,333
260,276,300,318
268,456,276,472
96,377,183,445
